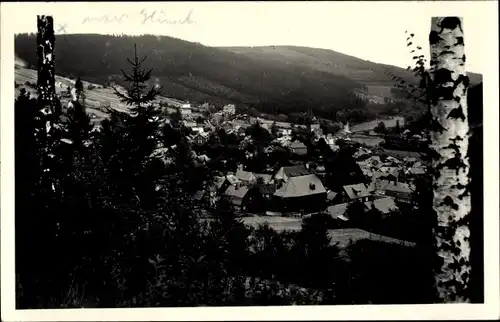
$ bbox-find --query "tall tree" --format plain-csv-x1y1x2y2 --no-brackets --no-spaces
99,44,164,209
429,17,471,303
37,15,58,116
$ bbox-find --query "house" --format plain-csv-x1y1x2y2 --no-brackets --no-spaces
377,166,401,180
193,132,209,145
310,123,321,131
369,179,414,203
223,104,236,116
258,184,277,200
224,184,252,212
289,140,308,156
326,190,339,205
381,149,424,161
407,165,426,176
183,120,197,128
254,173,273,184
278,128,292,136
214,175,242,195
273,174,327,213
191,126,205,134
197,154,211,163
221,121,234,133
180,103,192,118
341,183,373,203
364,197,399,214
326,203,350,222
372,170,398,182
235,169,258,184
274,164,311,183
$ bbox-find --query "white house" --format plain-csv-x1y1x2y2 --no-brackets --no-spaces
223,104,236,116
180,103,192,117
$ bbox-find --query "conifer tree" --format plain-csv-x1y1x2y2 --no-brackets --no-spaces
99,44,165,209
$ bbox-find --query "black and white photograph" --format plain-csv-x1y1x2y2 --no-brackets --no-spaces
1,1,499,320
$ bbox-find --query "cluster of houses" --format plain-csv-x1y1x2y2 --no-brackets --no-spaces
164,101,427,222
192,145,425,222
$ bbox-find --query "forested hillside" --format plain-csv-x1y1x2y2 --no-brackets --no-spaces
15,33,482,122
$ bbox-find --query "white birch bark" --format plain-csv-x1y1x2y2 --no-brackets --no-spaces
429,17,471,303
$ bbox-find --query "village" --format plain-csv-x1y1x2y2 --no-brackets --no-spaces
155,100,427,233
15,58,427,239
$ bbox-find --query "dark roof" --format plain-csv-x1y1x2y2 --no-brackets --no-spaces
343,183,372,200
282,165,311,177
370,180,414,194
327,190,338,201
254,173,273,183
193,190,205,201
258,184,276,194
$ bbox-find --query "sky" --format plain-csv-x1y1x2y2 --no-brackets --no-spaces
4,1,498,74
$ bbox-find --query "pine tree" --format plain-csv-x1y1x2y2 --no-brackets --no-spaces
99,44,165,209
74,77,85,102
115,44,163,165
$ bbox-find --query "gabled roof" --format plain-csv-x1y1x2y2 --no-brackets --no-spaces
408,166,426,175
236,169,257,182
210,176,227,191
364,197,399,214
290,140,307,149
327,190,338,201
378,166,400,177
224,185,250,205
343,183,372,200
274,174,326,198
280,165,311,178
193,190,205,201
371,180,414,194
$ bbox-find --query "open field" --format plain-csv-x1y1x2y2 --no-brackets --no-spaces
349,134,385,147
327,228,416,248
241,216,303,232
239,216,416,249
351,116,405,133
15,65,188,123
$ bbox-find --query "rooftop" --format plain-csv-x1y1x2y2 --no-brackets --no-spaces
274,174,326,198
364,197,399,214
343,183,372,200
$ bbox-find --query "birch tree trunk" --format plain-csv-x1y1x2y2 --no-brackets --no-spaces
37,15,58,116
36,15,61,195
429,17,471,303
